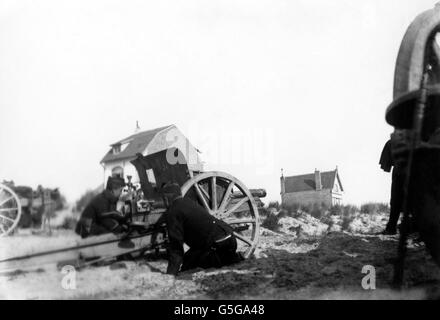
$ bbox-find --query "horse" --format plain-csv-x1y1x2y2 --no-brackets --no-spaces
33,186,60,235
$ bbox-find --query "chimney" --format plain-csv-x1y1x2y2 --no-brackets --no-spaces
280,168,285,195
315,169,322,191
135,121,141,133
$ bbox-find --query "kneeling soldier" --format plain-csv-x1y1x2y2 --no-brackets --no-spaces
160,182,244,276
75,176,129,238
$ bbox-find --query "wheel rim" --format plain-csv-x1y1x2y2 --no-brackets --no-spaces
181,171,260,258
0,183,22,237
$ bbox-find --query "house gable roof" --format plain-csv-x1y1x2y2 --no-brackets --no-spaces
334,172,344,192
284,170,342,193
100,125,173,163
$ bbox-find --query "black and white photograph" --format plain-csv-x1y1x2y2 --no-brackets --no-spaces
1,0,440,303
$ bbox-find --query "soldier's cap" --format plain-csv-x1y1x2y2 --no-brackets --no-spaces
106,176,126,190
160,182,182,196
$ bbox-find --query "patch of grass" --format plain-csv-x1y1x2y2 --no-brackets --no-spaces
360,202,389,215
319,204,360,230
360,203,377,214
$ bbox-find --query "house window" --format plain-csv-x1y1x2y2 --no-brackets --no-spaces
112,166,124,179
113,144,121,154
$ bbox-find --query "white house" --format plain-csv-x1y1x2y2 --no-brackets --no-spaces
280,168,344,207
100,124,203,185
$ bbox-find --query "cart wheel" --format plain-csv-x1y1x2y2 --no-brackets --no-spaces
0,183,22,237
181,172,260,259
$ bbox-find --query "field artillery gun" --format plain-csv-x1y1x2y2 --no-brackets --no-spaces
0,147,265,273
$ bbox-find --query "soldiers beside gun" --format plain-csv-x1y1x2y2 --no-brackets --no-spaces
75,177,244,276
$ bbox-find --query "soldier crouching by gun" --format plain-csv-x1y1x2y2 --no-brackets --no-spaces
75,176,129,238
159,182,244,276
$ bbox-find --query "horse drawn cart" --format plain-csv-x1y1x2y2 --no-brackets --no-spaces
0,147,265,273
0,182,59,237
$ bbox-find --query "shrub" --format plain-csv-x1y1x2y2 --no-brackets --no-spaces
300,203,313,213
267,201,280,210
258,206,271,217
307,202,329,219
360,203,375,214
310,203,323,219
277,209,289,219
377,203,390,213
320,212,335,229
261,212,281,232
75,189,100,213
320,202,330,212
285,209,303,219
60,216,78,230
55,194,67,211
329,204,343,216
343,204,359,216
341,205,357,230
280,202,302,213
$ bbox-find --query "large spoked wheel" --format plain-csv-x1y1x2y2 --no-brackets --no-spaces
0,183,22,237
181,172,260,259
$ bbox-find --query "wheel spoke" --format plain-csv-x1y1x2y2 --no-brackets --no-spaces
433,37,440,64
0,214,15,223
0,224,6,234
0,208,18,212
0,196,14,208
194,184,210,211
199,184,210,201
224,218,255,225
224,196,249,216
218,182,234,213
233,232,252,246
211,177,217,211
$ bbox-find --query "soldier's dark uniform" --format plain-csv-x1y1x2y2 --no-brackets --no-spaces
75,179,127,238
380,139,406,234
165,197,242,275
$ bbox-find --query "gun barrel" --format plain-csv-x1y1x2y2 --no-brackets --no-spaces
232,189,266,199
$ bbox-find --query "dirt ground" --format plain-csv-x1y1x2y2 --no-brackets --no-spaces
1,224,440,300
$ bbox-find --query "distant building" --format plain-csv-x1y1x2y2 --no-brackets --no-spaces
280,168,344,207
100,124,203,185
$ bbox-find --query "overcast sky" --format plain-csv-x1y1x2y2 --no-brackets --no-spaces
0,0,436,205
